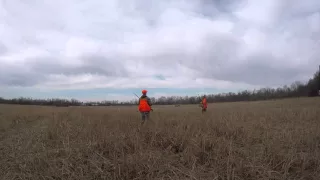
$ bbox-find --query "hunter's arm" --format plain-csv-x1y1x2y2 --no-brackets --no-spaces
147,97,152,106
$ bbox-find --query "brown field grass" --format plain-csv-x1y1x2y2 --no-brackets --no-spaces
0,97,320,180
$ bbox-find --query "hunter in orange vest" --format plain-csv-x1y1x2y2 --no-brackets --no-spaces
139,89,152,122
200,95,207,113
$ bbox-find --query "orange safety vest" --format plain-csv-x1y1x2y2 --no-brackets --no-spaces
139,97,151,112
202,98,207,109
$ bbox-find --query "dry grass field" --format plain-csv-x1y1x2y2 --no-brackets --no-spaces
0,97,320,180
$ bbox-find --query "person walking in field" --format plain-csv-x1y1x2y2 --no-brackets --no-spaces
138,89,153,124
200,95,208,113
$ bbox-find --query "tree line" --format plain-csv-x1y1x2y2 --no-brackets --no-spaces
0,69,319,106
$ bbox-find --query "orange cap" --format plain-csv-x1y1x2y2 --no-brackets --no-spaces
142,89,147,94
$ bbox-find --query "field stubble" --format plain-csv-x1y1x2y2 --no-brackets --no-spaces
0,97,320,180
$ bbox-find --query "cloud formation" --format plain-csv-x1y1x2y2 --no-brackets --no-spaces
1,0,319,92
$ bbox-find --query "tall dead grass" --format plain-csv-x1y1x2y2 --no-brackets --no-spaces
0,97,320,180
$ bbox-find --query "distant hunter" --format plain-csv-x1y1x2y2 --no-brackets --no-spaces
138,89,152,123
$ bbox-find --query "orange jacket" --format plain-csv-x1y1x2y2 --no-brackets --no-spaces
202,98,207,108
139,96,151,112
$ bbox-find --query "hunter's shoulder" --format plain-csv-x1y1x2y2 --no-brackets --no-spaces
140,96,151,99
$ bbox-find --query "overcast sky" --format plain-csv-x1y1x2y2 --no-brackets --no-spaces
0,0,319,101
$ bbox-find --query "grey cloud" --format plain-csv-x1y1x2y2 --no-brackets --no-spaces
201,53,311,86
132,33,242,78
130,32,241,67
80,55,129,77
0,73,44,86
0,65,46,87
1,0,320,88
195,33,318,86
133,24,319,86
29,55,128,77
0,43,7,55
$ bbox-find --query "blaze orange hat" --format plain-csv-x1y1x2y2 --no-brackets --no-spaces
142,89,147,94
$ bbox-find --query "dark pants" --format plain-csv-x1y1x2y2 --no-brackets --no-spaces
140,111,150,121
202,108,207,113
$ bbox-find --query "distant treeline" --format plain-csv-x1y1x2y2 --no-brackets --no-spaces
1,70,319,106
